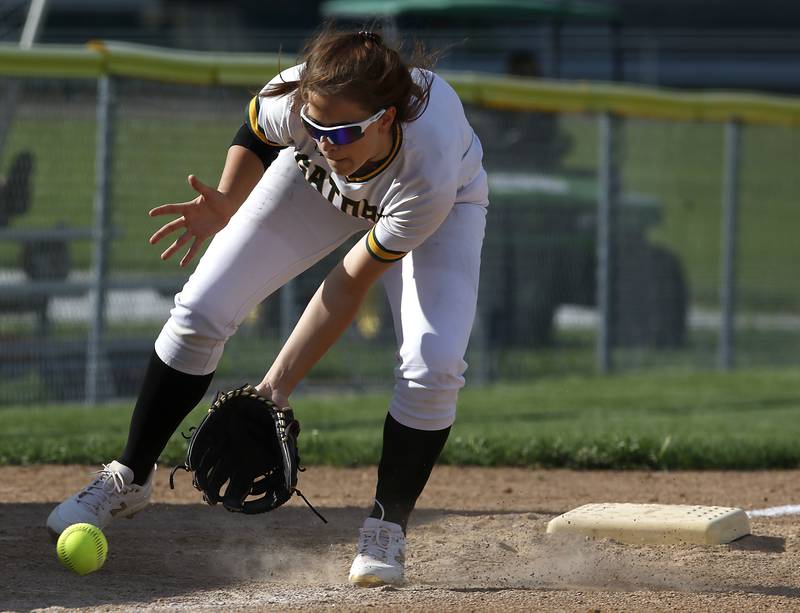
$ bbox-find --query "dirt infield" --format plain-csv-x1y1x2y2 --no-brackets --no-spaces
1,465,799,612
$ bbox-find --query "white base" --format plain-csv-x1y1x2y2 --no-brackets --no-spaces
546,503,751,545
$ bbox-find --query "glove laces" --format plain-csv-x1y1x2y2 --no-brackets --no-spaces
293,488,328,523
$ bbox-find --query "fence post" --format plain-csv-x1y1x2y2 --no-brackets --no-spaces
596,112,619,374
85,75,116,403
718,120,741,370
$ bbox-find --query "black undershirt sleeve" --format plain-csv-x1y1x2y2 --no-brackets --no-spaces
231,123,283,170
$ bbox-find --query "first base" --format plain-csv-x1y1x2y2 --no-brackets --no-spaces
546,503,750,545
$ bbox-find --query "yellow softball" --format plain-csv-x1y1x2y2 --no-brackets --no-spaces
56,523,108,575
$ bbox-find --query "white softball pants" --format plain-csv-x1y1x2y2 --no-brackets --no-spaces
155,148,487,430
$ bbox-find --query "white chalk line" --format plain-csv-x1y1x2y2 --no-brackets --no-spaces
747,504,800,518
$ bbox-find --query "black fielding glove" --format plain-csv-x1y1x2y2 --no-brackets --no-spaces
170,384,326,521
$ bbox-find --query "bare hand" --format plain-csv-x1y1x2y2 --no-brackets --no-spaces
148,175,237,267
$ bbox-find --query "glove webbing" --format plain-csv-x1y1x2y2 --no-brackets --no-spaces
168,464,327,522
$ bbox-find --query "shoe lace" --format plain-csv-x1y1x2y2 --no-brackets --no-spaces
357,525,397,561
76,464,127,513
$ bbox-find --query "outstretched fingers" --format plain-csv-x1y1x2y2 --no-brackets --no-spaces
148,176,217,266
188,174,213,197
179,237,203,268
161,230,193,261
149,200,192,218
149,217,187,245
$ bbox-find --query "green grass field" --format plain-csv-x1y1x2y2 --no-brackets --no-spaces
1,367,798,470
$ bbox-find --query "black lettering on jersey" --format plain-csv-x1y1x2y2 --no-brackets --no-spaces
293,154,378,222
326,179,340,203
340,195,360,216
294,152,310,174
363,202,379,222
307,166,327,192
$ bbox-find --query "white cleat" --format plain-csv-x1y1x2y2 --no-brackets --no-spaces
46,461,155,538
348,517,406,587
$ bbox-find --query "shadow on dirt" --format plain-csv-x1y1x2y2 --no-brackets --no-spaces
727,534,786,553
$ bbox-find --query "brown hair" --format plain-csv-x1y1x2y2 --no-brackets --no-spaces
262,27,435,124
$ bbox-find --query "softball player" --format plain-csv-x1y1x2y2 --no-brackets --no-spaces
47,29,489,587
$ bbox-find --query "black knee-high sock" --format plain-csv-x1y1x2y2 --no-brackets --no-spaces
119,350,214,485
370,413,451,532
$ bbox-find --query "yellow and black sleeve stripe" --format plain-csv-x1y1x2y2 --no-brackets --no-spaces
246,96,284,146
365,227,407,263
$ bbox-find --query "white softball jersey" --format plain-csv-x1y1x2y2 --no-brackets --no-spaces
155,65,489,430
250,64,489,259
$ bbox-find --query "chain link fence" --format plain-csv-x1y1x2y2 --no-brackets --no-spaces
1,47,798,404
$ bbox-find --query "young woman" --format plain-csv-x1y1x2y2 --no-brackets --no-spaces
47,29,489,586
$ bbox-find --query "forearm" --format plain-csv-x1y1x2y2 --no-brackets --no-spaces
264,264,371,396
216,145,266,209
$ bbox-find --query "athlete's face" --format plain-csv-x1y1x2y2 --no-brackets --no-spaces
304,92,396,177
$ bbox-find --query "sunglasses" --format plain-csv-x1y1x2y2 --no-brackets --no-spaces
300,104,386,146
